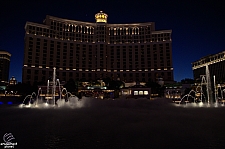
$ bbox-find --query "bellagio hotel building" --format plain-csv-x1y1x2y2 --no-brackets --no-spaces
23,11,174,84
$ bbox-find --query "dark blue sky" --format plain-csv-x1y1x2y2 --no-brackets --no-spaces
1,0,225,82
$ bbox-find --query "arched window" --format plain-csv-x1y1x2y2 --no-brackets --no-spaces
81,26,84,33
129,28,132,35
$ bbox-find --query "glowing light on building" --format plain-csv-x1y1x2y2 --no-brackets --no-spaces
95,11,108,23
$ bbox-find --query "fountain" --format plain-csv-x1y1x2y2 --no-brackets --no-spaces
215,82,225,105
19,67,81,108
205,64,213,103
19,92,37,108
176,64,225,107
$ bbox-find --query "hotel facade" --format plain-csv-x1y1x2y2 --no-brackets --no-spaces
0,50,11,83
22,11,173,84
192,50,225,83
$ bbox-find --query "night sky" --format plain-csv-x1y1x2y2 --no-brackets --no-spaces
1,0,225,83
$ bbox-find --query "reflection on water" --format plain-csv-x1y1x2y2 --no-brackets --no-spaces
172,102,225,108
1,97,225,148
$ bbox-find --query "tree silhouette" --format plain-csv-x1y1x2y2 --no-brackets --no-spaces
64,78,76,94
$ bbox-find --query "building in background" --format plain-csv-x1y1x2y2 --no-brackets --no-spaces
0,50,11,83
192,50,225,83
9,76,17,86
23,11,173,85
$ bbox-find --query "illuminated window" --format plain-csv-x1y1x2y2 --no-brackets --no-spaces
144,91,148,95
139,91,143,95
134,91,138,95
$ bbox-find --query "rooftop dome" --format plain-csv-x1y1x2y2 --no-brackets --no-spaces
95,11,108,23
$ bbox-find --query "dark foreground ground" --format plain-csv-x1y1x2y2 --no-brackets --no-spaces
1,97,225,149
